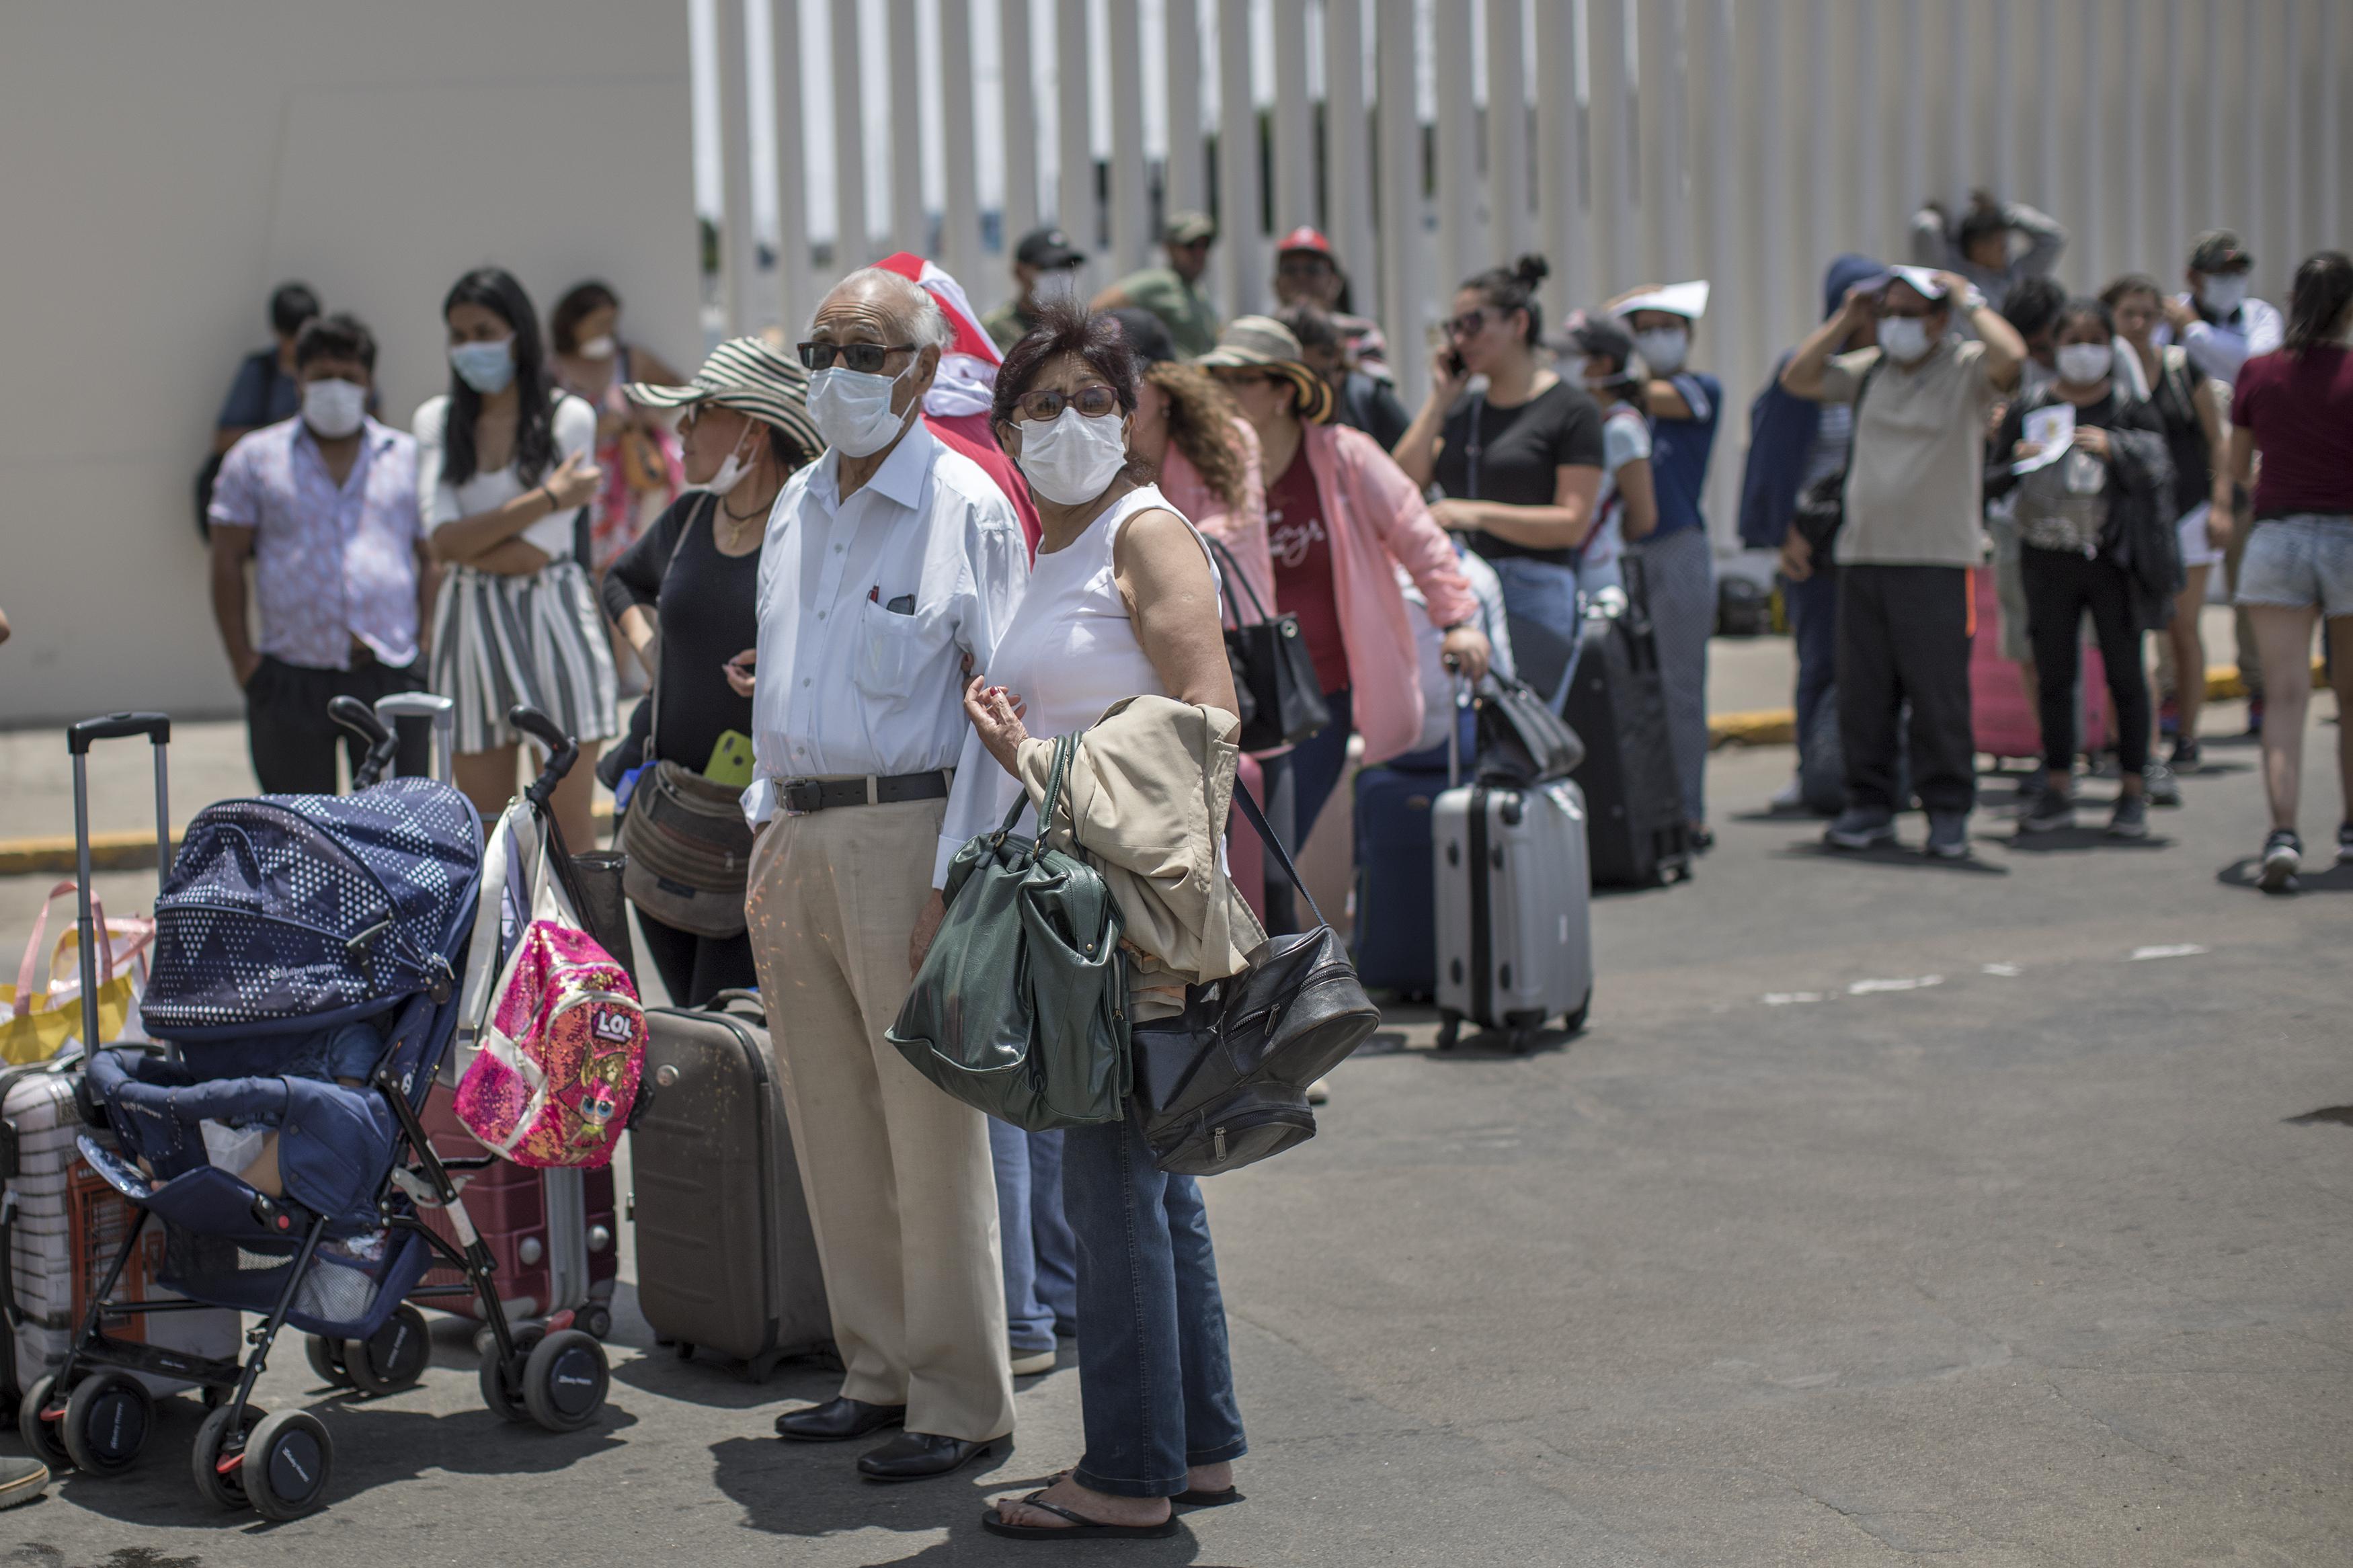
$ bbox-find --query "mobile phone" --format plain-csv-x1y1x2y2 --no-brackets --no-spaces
1445,349,1467,378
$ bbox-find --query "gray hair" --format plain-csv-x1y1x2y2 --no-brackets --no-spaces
818,267,954,354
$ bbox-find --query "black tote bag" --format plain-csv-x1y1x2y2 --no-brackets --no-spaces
1202,533,1331,751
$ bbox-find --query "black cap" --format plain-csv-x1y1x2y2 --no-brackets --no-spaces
1562,317,1634,368
1109,308,1176,366
1015,226,1086,270
2189,229,2251,273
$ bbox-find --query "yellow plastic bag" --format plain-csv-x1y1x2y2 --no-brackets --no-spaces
0,881,151,1064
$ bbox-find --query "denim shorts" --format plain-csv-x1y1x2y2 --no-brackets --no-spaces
2235,513,2353,618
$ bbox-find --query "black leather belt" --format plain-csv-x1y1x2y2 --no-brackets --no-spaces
777,770,952,815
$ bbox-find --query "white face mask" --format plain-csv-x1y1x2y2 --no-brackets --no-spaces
807,362,917,458
302,378,367,439
575,333,618,360
1878,316,1935,364
1634,327,1689,374
1033,269,1083,307
701,416,760,496
1016,405,1130,506
2055,343,2113,386
2198,275,2249,315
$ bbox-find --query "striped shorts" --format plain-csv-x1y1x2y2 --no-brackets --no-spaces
430,558,620,755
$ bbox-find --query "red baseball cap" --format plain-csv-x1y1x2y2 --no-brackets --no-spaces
1275,226,1334,258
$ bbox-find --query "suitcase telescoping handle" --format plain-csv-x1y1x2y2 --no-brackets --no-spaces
1443,659,1468,790
375,691,456,783
65,712,171,1057
330,696,401,790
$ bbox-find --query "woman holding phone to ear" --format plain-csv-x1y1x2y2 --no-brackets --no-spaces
418,266,612,849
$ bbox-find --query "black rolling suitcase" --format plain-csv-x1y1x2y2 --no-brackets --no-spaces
1560,565,1692,889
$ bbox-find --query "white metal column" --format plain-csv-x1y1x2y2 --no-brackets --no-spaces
889,0,924,255
1531,0,1585,323
1484,0,1531,265
766,0,811,332
1109,0,1150,271
1000,0,1040,250
1374,0,1425,405
718,0,759,331
1163,0,1206,216
1323,0,1377,304
1588,0,1636,291
1055,0,1092,247
830,0,867,267
938,0,984,288
1431,0,1480,294
1215,0,1260,315
1271,0,1316,236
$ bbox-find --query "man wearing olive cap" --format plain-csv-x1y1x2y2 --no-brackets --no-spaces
1094,211,1221,358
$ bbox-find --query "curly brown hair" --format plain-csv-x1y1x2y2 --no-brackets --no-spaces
1141,361,1250,507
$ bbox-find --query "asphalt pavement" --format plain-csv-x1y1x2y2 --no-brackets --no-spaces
2,652,2349,1565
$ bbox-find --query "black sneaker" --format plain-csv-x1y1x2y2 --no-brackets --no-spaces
1924,811,1970,859
2170,736,2202,770
1824,807,1897,850
2020,791,2076,833
2108,794,2149,839
2258,828,2303,893
2338,823,2353,866
2141,759,2180,807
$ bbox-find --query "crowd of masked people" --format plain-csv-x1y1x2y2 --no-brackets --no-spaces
190,191,2352,1536
1744,193,2353,885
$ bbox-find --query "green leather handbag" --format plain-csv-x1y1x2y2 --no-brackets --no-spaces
887,733,1131,1130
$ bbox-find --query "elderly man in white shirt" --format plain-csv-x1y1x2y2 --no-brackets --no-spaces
740,267,1029,1481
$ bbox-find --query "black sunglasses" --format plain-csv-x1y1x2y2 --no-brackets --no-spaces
797,341,914,374
1443,308,1496,340
1011,384,1121,421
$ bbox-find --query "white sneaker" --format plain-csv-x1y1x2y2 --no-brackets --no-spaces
1769,775,1806,813
1010,1347,1058,1376
1306,1077,1332,1106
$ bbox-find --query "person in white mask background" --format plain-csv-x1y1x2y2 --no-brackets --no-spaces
928,298,1247,1540
1983,297,2174,841
744,267,1028,1483
417,266,612,850
1781,266,2027,860
598,338,821,1005
2163,231,2287,735
206,312,437,793
1608,280,1723,848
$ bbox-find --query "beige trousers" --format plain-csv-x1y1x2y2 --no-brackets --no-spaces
744,796,1015,1443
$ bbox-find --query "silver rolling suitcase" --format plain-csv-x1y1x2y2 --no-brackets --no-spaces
1433,692,1596,1053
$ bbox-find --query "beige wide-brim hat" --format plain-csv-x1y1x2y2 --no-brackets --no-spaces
1193,315,1337,425
625,336,824,464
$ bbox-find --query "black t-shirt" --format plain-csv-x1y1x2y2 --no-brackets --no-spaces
1431,380,1607,564
599,492,761,773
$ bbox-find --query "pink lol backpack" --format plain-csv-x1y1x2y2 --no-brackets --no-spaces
452,802,643,1167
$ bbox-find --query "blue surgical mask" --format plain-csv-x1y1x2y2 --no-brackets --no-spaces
450,337,516,395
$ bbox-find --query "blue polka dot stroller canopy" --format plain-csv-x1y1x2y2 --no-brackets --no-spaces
141,777,483,1040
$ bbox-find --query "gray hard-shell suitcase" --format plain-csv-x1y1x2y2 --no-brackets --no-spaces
1432,699,1596,1054
631,990,834,1380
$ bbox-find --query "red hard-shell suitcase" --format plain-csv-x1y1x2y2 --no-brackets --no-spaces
410,1087,618,1339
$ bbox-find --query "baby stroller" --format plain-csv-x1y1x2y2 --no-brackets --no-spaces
27,704,614,1520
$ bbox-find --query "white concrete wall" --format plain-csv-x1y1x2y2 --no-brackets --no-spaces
0,1,699,727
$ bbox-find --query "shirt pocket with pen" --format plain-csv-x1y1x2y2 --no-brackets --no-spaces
853,591,928,698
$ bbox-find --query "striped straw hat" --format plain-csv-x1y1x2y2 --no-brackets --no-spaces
625,336,823,463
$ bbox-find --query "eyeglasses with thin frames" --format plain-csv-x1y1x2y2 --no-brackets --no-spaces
1010,385,1120,421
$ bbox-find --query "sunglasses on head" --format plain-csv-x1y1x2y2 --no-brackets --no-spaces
1443,308,1495,340
1012,384,1121,421
797,341,914,374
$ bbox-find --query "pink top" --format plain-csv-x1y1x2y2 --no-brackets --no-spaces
1160,415,1273,615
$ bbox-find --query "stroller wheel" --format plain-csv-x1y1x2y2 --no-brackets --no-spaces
346,1306,431,1396
522,1329,609,1433
17,1376,72,1470
191,1402,268,1510
479,1343,532,1424
305,1335,353,1389
243,1409,333,1521
63,1371,154,1477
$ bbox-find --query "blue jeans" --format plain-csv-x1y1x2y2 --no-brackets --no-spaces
1490,554,1585,708
1257,686,1354,934
989,1122,1078,1354
1060,1108,1247,1499
1782,563,1840,768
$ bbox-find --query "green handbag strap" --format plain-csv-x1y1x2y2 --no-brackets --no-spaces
992,729,1080,861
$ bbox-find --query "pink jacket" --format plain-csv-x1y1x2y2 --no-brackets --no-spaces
1295,422,1478,765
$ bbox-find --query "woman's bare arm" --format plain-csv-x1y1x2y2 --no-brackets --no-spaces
1115,509,1241,714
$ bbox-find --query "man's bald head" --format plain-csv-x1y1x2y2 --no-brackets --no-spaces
814,268,953,353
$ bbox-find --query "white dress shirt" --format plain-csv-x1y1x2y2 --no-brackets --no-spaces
740,421,1028,848
2163,294,2284,388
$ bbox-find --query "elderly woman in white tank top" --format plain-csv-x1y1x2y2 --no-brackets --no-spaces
926,303,1249,1540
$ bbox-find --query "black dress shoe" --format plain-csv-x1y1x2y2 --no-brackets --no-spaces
856,1430,1000,1483
774,1397,906,1442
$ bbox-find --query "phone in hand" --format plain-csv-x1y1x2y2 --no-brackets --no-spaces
1445,349,1467,379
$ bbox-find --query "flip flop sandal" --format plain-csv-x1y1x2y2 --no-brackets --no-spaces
1174,1486,1244,1508
982,1491,1181,1540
